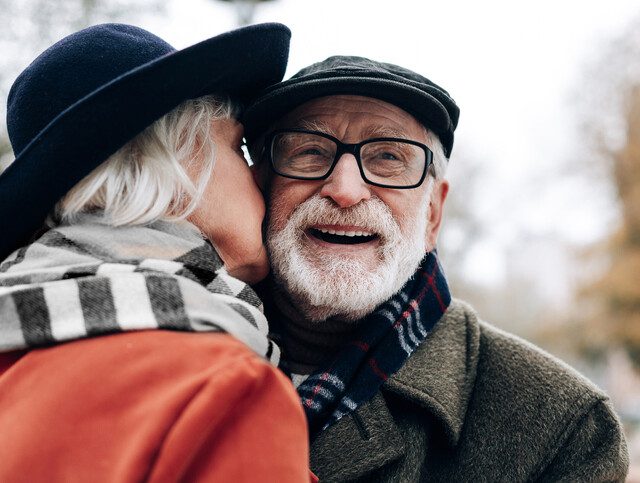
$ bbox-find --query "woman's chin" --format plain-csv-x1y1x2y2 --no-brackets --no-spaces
224,245,270,285
227,260,270,285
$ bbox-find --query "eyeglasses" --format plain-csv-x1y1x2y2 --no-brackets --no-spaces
265,129,433,189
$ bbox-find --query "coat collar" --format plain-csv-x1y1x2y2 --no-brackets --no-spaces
309,300,480,480
384,298,480,446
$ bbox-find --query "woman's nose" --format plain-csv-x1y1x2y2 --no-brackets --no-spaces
318,153,371,208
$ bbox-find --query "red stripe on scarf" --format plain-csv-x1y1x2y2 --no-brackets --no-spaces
368,358,389,381
426,263,447,313
304,372,332,408
393,269,431,328
352,341,369,352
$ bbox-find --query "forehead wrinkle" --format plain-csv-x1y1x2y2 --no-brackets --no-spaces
360,125,413,140
288,120,415,142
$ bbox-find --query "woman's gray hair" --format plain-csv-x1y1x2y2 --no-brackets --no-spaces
49,95,239,227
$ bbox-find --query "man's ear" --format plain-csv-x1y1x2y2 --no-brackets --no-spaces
425,179,449,251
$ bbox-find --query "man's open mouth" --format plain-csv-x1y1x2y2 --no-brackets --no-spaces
307,227,378,245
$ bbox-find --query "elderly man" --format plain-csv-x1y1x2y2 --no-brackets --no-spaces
244,56,628,481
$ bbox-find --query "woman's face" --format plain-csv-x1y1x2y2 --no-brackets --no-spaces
188,118,269,284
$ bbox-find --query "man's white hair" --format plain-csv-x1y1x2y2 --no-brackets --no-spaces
48,95,238,227
425,129,448,180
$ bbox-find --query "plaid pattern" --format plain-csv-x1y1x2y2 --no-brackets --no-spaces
296,252,450,438
0,219,279,364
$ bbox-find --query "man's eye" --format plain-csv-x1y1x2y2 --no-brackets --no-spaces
298,147,324,156
376,151,400,160
288,143,332,158
368,150,407,163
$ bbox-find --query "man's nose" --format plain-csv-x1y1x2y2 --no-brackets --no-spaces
319,153,371,208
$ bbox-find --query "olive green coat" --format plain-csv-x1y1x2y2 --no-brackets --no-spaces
310,300,629,482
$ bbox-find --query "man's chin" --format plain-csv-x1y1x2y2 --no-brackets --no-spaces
299,237,385,273
272,250,396,323
284,286,385,324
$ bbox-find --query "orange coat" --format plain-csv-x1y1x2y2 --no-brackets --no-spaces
0,331,313,482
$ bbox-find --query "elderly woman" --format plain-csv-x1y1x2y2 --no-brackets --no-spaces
0,23,311,481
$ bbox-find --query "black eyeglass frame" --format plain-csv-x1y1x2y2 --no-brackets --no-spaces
264,128,434,190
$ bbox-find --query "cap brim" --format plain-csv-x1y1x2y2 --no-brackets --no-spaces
243,75,452,143
0,23,290,260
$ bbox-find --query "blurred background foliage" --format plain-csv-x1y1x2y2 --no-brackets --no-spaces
577,15,640,365
439,15,640,472
576,85,640,367
434,15,640,358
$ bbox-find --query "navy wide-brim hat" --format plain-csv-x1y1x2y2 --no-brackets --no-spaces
0,22,290,261
243,55,459,158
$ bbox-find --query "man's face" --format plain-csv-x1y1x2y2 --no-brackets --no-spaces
264,95,448,321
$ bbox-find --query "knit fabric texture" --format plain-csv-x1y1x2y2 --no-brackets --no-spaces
297,251,450,438
0,217,279,364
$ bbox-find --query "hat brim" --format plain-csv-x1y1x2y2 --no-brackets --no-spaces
243,75,453,146
0,23,290,260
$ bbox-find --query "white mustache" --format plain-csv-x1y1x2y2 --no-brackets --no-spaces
272,194,402,243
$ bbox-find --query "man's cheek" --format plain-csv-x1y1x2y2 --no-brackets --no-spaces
265,197,289,235
252,162,271,194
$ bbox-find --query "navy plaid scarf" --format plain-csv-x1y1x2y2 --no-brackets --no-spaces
295,251,450,438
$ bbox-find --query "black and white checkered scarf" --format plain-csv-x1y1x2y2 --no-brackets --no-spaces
0,216,279,364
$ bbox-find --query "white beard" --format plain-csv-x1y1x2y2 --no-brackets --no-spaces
267,189,431,322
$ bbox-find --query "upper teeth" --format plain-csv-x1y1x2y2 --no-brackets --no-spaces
317,228,374,237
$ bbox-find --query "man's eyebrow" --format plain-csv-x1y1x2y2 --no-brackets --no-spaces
288,119,337,136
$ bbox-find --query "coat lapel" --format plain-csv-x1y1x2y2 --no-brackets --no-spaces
384,299,481,446
309,300,481,480
310,392,405,481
